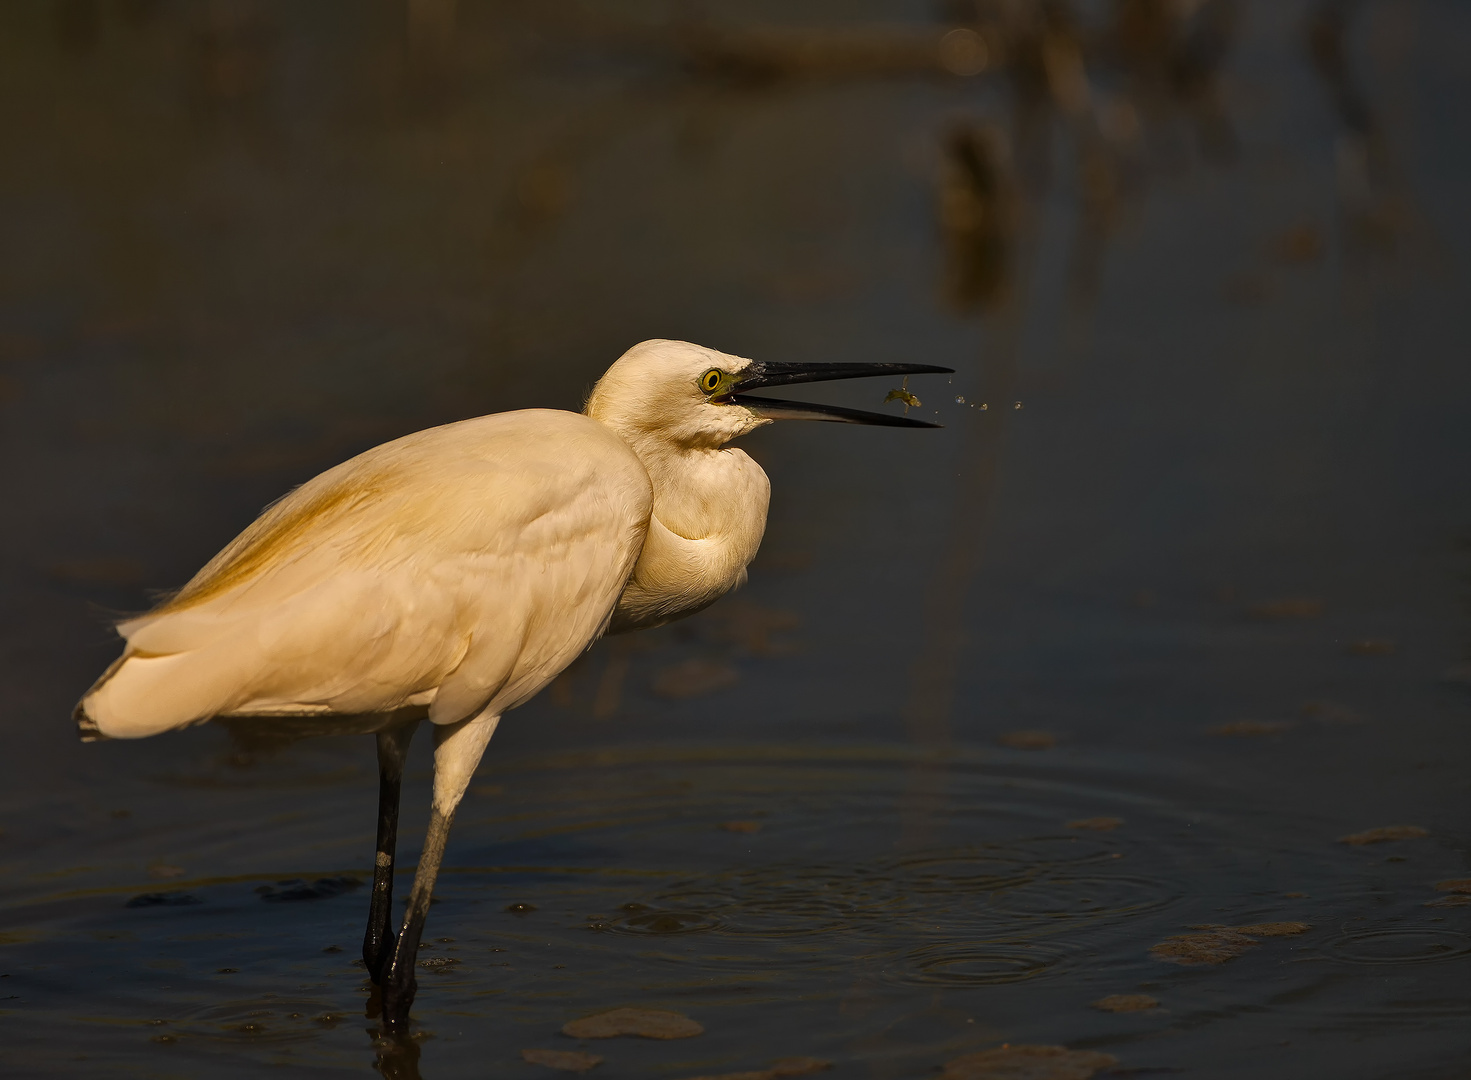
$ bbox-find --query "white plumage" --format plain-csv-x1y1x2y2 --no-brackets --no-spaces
84,409,654,739
73,337,946,1026
80,342,776,753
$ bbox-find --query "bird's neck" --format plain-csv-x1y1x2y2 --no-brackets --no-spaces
634,438,745,537
605,430,771,632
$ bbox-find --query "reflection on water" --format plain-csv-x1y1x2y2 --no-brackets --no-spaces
2,0,1470,1077
941,122,1017,313
1324,926,1471,965
1305,0,1423,260
6,745,1468,1076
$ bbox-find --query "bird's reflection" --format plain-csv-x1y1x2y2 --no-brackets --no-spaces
361,971,426,1077
365,984,427,1079
370,1028,427,1079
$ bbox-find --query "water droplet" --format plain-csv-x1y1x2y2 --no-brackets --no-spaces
954,395,966,404
1013,401,1023,410
979,403,988,410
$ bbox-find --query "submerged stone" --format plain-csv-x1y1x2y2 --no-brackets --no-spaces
1152,920,1311,964
1232,921,1311,937
679,1059,830,1080
562,1007,703,1040
940,1044,1117,1080
1150,930,1258,965
125,891,202,908
1337,826,1428,845
522,1048,603,1072
1066,817,1123,831
258,876,361,902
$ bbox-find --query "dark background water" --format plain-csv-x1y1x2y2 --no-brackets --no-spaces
2,1,1470,1077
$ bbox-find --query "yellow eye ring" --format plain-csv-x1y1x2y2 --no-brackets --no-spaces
701,369,722,393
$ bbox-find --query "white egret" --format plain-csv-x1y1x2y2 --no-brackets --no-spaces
74,339,950,1027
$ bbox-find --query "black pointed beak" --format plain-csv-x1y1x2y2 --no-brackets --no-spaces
730,362,954,428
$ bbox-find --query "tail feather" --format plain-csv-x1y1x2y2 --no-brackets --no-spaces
74,698,105,742
80,643,256,739
74,651,133,741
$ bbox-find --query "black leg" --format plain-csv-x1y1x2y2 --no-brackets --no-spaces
363,722,418,983
380,806,455,1030
377,709,500,1030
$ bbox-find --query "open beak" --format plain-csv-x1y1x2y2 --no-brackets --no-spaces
729,361,955,428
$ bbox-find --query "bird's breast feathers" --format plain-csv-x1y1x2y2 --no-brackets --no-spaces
609,447,769,633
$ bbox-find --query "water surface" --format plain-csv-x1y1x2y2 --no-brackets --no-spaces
1,2,1469,1077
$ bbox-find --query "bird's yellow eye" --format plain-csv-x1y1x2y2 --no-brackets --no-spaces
701,369,723,394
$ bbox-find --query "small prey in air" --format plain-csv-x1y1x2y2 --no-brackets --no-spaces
74,339,950,1028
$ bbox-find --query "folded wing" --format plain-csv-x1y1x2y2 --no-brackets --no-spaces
78,409,653,739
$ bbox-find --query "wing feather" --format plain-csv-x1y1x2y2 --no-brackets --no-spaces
81,410,652,738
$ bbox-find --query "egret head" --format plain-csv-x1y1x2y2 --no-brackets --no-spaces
586,339,952,451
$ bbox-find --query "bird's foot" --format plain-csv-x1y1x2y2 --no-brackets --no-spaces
380,975,418,1032
369,1023,425,1080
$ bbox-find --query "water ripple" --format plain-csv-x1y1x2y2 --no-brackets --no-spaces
1324,928,1471,965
